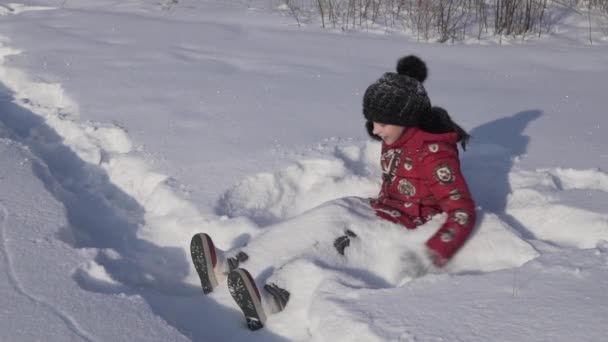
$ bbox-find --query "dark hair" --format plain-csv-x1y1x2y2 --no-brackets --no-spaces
418,106,471,150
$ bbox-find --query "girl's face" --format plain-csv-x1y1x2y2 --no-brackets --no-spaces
372,122,406,145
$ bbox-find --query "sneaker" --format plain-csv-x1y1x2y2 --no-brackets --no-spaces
190,233,220,294
227,268,267,331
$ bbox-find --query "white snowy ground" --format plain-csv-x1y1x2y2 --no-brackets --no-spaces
1,1,608,341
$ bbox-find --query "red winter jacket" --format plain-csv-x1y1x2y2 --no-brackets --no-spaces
370,127,476,266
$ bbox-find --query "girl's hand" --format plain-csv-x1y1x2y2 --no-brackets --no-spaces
426,247,448,268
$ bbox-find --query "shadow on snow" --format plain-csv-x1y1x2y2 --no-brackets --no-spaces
464,109,542,240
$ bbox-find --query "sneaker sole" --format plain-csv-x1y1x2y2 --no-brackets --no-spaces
227,269,267,331
190,233,218,294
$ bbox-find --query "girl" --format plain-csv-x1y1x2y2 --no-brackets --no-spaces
190,55,476,330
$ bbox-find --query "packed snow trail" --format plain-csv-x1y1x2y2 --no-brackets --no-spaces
0,131,190,341
0,37,203,292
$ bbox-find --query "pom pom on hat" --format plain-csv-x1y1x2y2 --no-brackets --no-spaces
396,55,428,83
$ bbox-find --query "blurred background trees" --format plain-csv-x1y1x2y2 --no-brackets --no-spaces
275,0,608,43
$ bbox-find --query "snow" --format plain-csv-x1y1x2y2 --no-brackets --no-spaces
1,0,608,341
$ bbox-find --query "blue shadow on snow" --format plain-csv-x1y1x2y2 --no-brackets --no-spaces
463,110,543,240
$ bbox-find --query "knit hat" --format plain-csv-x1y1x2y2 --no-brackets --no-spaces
363,55,431,134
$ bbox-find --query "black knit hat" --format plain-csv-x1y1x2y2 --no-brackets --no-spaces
363,55,431,130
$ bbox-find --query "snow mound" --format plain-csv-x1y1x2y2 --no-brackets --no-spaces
549,167,608,192
308,244,608,341
217,143,381,225
507,167,608,248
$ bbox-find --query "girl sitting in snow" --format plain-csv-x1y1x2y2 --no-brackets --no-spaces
190,55,476,331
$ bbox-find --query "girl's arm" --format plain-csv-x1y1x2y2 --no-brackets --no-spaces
420,146,476,266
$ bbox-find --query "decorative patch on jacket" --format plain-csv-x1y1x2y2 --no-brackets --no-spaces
398,179,416,197
381,149,401,186
403,202,413,208
428,144,439,153
452,210,470,226
449,189,462,201
440,228,457,242
403,157,413,171
434,163,456,184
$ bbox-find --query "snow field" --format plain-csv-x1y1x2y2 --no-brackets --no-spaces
4,39,608,337
1,1,608,341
